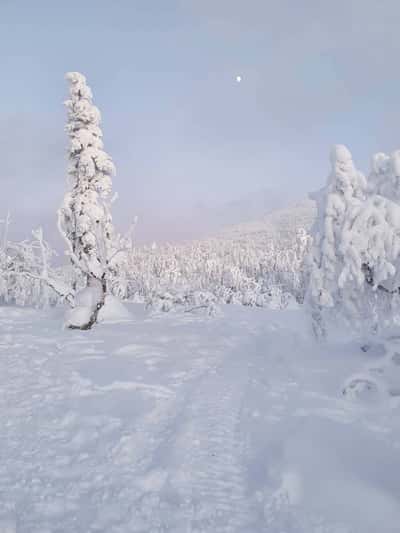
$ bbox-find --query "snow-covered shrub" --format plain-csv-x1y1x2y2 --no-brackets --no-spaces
0,221,61,307
146,288,220,316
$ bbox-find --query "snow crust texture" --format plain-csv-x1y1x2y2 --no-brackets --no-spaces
1,305,400,532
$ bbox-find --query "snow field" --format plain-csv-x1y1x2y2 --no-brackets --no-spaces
1,305,400,532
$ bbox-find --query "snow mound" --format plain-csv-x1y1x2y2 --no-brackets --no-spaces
342,373,383,403
64,305,93,329
64,284,104,329
98,295,132,323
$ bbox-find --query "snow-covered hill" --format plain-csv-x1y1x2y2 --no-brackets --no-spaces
1,304,400,532
126,189,306,245
218,198,316,244
200,188,303,230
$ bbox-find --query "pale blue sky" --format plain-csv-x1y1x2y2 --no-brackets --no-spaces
1,0,400,242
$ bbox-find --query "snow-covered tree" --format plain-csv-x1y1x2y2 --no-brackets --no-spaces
368,152,390,196
307,145,367,338
370,150,400,201
336,150,400,332
58,72,118,329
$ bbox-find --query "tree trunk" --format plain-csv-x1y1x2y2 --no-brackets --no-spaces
68,276,107,330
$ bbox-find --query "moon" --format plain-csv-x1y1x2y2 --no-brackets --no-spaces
236,75,242,83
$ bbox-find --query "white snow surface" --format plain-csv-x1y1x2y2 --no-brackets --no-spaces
64,305,93,329
1,304,400,532
98,295,132,323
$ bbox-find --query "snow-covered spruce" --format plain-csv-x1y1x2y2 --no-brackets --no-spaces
307,144,400,337
307,145,367,338
336,150,400,332
58,72,122,329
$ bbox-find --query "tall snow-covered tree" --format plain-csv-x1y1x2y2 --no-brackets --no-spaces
58,72,117,329
307,145,400,338
337,149,400,330
307,144,367,337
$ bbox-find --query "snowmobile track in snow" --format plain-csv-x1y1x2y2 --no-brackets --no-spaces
168,354,255,532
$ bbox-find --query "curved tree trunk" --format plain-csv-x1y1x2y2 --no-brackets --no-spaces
67,276,107,330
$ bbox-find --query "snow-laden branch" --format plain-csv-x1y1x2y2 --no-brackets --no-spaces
19,271,75,306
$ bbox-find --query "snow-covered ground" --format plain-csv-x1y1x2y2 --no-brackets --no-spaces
1,304,400,533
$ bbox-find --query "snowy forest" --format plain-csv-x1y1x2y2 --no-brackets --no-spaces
4,5,400,530
0,73,312,325
4,73,400,339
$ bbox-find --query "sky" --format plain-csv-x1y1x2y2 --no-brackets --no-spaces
2,0,400,244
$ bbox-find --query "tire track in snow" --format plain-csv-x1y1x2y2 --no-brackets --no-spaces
167,352,255,532
109,344,230,478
